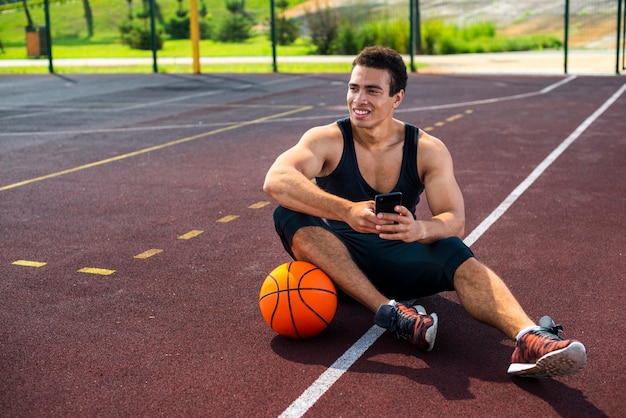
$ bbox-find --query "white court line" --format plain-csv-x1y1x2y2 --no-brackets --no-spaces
273,75,578,124
279,81,626,418
0,75,306,121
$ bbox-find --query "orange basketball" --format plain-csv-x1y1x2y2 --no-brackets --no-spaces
259,261,338,339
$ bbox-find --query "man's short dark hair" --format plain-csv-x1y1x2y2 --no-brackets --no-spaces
352,46,408,96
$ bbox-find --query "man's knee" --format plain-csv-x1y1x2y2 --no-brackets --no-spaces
291,226,341,260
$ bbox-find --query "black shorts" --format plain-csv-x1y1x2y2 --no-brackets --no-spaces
273,206,475,299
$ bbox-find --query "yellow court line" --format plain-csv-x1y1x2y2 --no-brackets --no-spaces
0,106,312,193
78,267,116,276
178,230,204,240
217,215,240,223
446,114,464,122
248,201,270,209
12,260,47,268
134,249,164,259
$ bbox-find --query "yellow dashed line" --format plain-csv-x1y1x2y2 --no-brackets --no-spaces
78,267,115,276
12,260,47,268
248,201,270,209
422,109,473,132
11,199,273,272
217,215,239,223
178,230,204,240
134,249,164,259
446,114,464,122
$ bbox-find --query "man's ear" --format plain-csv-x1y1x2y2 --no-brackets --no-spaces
393,89,405,108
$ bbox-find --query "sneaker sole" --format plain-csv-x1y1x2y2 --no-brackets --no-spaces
424,312,438,352
507,341,586,378
414,305,438,352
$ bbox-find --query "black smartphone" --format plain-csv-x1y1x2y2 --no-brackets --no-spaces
375,192,403,214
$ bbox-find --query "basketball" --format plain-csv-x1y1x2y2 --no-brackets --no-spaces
259,261,338,339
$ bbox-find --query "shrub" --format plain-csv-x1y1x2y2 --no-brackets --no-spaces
335,24,359,55
271,16,300,46
420,20,561,54
269,0,299,45
217,14,252,42
120,23,164,50
165,17,213,40
304,4,340,55
334,19,410,55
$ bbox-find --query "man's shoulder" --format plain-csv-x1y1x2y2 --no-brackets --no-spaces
417,129,448,152
303,121,344,142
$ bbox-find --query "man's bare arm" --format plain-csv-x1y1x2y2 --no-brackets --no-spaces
263,125,380,233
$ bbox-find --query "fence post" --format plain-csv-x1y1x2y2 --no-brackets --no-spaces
617,0,623,74
149,0,158,73
190,0,201,74
622,0,625,71
270,0,277,73
409,0,415,72
44,0,53,73
564,0,569,74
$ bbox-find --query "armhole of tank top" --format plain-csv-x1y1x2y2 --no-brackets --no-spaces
318,118,350,180
405,124,420,185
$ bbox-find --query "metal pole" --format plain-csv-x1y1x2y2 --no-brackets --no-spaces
414,0,422,55
617,0,622,74
564,0,569,74
190,0,201,74
409,0,415,72
622,0,625,70
149,0,158,73
43,0,53,73
270,0,277,73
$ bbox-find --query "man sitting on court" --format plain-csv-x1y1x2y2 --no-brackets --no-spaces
262,46,586,378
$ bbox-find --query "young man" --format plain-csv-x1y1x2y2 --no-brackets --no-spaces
262,46,586,378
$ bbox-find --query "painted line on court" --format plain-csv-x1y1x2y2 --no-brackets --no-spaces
0,105,302,137
279,81,626,418
78,267,116,276
216,215,240,223
464,83,626,246
0,106,311,193
8,199,273,272
134,249,164,259
249,201,270,209
12,260,47,268
271,76,578,125
178,230,204,240
424,109,473,132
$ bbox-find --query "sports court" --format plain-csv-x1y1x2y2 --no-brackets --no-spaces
1,71,624,416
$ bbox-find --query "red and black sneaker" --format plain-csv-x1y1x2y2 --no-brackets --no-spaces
375,303,438,351
507,316,586,378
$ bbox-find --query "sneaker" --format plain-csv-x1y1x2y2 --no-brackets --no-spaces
507,316,586,378
374,303,438,351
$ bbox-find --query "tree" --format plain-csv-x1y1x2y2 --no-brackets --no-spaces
304,2,340,55
82,0,93,37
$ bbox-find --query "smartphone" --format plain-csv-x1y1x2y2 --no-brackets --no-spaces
375,192,403,214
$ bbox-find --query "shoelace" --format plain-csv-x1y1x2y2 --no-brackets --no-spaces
538,315,564,337
394,306,418,340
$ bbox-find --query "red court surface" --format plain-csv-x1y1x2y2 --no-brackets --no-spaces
1,73,625,417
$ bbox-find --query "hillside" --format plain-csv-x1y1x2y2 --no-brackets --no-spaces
286,0,617,48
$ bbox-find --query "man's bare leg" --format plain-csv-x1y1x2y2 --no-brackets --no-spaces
290,226,388,312
453,258,536,340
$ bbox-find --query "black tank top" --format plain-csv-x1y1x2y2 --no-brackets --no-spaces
316,117,425,219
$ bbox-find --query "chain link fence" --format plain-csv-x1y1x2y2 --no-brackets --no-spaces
0,0,622,74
